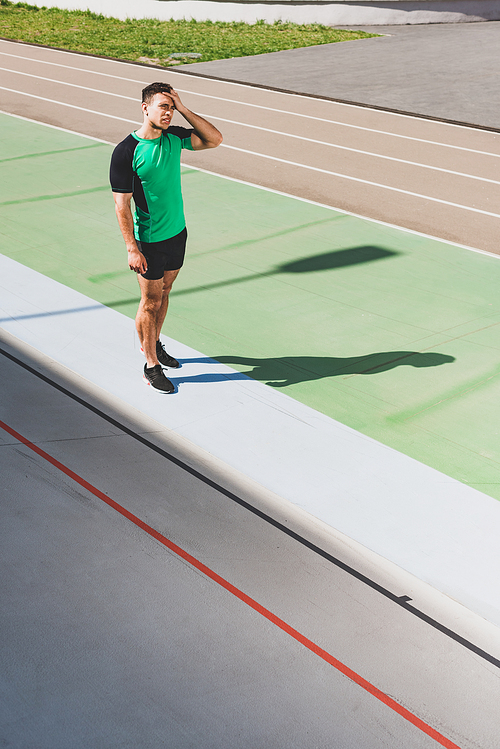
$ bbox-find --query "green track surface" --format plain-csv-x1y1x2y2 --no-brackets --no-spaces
2,113,500,497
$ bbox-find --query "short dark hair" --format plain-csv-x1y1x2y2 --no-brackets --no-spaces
142,82,173,104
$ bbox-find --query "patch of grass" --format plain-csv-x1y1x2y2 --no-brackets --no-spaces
0,1,377,65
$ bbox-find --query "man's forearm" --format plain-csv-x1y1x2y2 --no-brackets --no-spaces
179,107,222,148
115,201,138,250
114,198,147,274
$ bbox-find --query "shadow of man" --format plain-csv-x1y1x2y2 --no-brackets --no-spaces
213,351,456,387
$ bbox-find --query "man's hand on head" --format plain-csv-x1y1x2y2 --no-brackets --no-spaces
169,88,185,115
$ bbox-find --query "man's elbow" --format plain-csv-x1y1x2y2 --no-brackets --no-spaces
206,131,223,149
113,193,132,214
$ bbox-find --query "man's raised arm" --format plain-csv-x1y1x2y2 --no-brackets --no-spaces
170,88,223,151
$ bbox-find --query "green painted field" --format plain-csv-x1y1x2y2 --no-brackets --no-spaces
2,112,500,497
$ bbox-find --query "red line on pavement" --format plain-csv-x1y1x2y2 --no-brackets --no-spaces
2,418,462,749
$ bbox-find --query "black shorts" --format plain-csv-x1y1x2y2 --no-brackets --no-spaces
138,227,187,280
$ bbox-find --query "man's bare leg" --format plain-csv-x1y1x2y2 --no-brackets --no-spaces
154,268,181,339
136,276,163,368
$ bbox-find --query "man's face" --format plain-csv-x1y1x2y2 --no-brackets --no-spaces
143,92,175,130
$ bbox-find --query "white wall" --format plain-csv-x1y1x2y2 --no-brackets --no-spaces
24,0,500,25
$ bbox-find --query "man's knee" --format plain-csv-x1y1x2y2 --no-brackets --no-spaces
162,283,174,299
139,291,162,315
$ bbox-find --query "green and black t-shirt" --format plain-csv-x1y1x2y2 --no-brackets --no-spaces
110,127,194,243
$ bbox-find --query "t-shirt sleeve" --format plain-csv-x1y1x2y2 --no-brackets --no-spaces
109,136,137,193
166,126,195,151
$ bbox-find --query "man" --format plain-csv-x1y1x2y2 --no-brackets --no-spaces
110,81,222,392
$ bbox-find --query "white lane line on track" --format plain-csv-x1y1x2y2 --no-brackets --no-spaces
2,49,500,158
0,67,500,185
3,107,499,261
185,163,500,260
0,86,140,125
0,41,490,133
0,108,113,143
165,93,500,159
201,115,500,186
4,67,498,184
186,101,500,159
0,66,139,100
2,85,498,217
221,143,500,219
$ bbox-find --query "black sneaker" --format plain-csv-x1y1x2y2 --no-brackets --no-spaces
156,340,180,368
143,364,175,393
140,341,180,368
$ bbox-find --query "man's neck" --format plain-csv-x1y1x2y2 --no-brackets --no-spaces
135,122,163,140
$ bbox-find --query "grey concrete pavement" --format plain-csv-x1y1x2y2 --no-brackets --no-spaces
176,22,500,130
